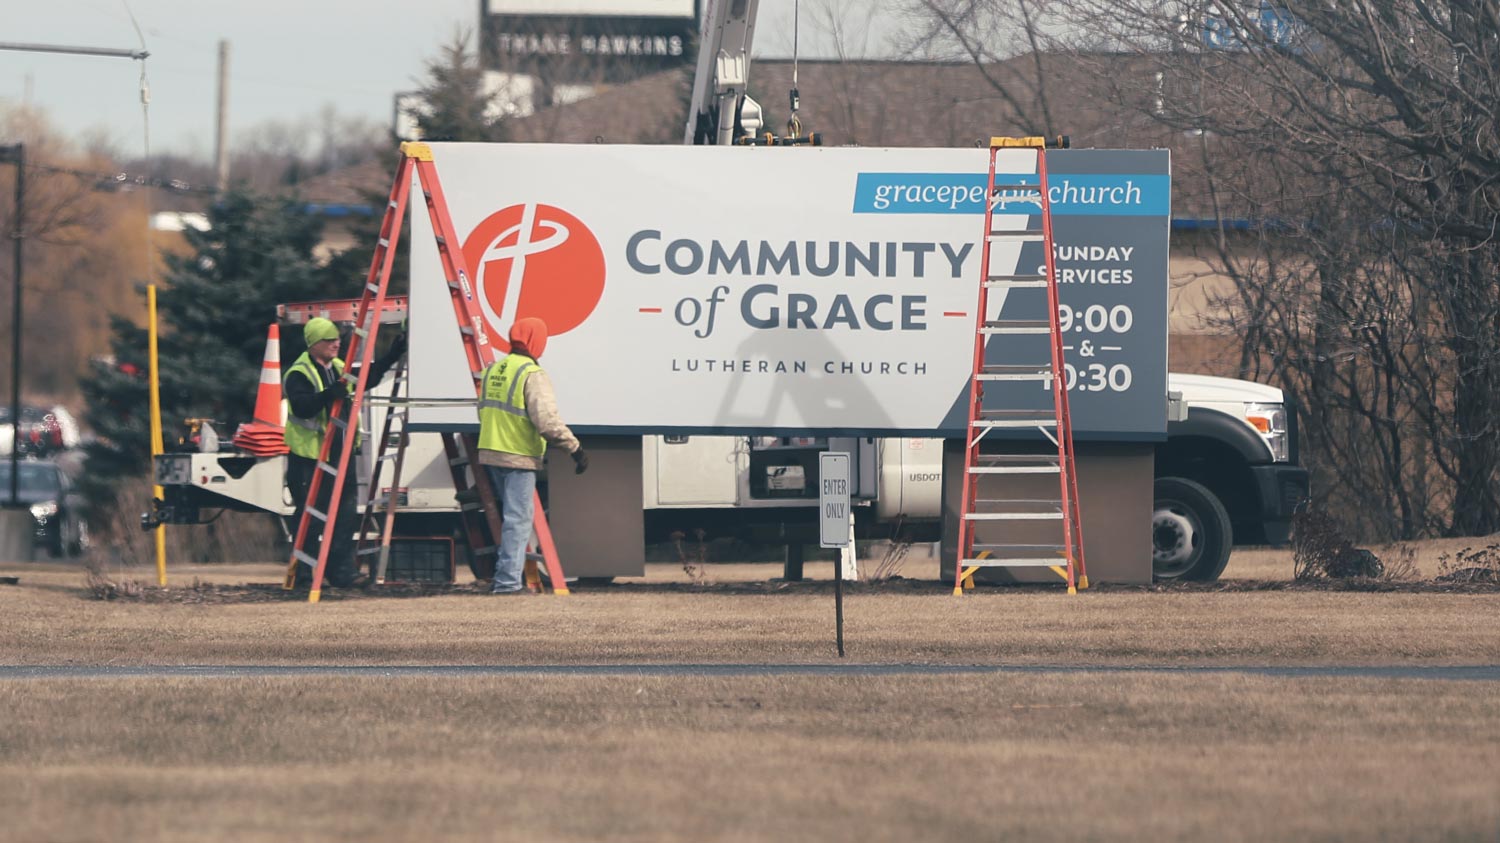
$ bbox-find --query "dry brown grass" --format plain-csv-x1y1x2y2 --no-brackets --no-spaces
5,554,1499,668
2,673,1497,842
1222,538,1482,582
4,546,1498,841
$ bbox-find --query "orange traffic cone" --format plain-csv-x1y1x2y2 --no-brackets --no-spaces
251,323,283,425
232,324,289,456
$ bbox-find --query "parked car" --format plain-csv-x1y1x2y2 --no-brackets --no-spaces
0,405,77,458
0,459,88,557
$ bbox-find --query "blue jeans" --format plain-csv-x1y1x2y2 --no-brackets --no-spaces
485,466,535,592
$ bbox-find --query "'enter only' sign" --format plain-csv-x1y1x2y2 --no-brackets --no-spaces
819,452,851,549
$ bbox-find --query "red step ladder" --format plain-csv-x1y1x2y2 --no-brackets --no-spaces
282,142,569,602
954,136,1088,595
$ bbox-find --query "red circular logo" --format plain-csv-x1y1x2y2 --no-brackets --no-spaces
461,203,606,351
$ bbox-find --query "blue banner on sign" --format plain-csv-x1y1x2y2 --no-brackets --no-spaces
852,173,1169,216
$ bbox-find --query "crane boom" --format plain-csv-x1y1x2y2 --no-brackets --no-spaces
684,0,764,145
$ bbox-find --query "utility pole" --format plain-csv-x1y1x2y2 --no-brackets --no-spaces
214,40,230,193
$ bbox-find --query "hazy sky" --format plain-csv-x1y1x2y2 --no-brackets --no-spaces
0,0,898,161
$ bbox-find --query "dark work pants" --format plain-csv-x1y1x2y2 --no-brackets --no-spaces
287,453,359,588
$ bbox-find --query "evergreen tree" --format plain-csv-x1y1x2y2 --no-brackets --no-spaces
414,32,508,143
80,190,352,510
319,186,409,297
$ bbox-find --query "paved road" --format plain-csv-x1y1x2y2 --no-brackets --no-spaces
3,664,1498,681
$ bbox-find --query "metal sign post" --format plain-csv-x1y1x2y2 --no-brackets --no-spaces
820,452,850,658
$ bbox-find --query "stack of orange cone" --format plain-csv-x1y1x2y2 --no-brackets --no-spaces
232,324,290,456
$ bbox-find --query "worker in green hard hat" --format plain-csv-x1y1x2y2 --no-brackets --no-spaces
284,316,406,589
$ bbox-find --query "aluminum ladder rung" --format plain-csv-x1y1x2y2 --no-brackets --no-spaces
960,557,1068,567
985,275,1048,288
980,320,1052,335
975,453,1060,463
991,183,1042,193
968,465,1059,474
986,233,1045,242
973,419,1058,429
304,507,327,523
963,511,1064,521
973,542,1066,551
975,370,1053,382
292,549,318,567
980,363,1054,372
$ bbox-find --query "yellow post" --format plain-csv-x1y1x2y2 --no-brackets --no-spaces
147,285,167,586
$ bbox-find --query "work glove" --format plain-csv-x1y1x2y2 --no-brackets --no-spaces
320,381,349,406
571,448,589,475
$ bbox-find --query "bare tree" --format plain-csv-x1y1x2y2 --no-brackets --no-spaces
0,107,159,403
902,0,1500,539
232,110,385,192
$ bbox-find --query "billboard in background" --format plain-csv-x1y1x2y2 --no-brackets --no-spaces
485,0,693,14
481,0,697,83
407,143,1170,439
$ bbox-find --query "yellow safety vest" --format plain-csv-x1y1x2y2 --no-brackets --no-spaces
283,352,357,458
477,354,546,458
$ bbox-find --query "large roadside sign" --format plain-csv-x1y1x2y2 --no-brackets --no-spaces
407,143,1170,440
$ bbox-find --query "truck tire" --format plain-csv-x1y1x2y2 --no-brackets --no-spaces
1152,477,1233,582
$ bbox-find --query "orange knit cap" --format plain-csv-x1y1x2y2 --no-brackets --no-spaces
509,317,549,359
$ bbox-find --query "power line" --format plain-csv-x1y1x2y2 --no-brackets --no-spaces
21,160,218,195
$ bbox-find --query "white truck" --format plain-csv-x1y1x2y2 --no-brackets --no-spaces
638,368,1304,582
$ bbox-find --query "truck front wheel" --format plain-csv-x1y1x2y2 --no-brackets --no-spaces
1152,477,1233,582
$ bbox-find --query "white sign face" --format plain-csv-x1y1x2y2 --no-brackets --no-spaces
406,143,1169,438
485,0,694,16
819,452,851,549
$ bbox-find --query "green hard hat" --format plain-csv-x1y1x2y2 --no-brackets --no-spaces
304,317,339,346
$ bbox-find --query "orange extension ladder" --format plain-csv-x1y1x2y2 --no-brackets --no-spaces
954,136,1088,595
282,142,569,602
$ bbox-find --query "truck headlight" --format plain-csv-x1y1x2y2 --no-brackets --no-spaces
30,501,58,520
1244,402,1289,462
